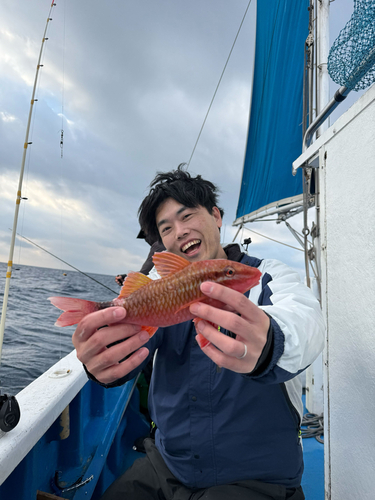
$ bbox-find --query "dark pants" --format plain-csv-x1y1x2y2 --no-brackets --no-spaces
100,439,305,500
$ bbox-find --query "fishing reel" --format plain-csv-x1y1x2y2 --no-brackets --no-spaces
0,393,21,432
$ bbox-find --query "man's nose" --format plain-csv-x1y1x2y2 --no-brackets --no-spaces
175,222,189,240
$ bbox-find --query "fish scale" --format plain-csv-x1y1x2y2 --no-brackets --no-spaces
49,252,262,333
120,269,207,326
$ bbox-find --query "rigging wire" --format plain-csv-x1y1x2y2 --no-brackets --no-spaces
240,226,304,252
13,231,118,295
187,0,252,167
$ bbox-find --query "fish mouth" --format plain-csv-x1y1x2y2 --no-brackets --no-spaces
181,239,201,255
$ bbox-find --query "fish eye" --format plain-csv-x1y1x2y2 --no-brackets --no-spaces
224,266,235,277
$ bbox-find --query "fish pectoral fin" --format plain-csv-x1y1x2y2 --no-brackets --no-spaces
175,296,208,314
195,332,211,348
119,272,152,298
152,251,190,278
142,325,158,337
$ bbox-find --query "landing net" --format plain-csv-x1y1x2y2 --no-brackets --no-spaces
328,0,375,91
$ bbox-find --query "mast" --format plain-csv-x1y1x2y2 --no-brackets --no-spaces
316,0,330,135
311,0,330,294
302,0,330,289
0,1,56,363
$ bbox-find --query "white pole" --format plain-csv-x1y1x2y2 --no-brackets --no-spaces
314,0,330,296
0,2,56,363
317,0,330,133
316,3,330,498
305,0,330,417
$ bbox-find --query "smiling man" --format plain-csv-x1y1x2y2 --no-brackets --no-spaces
73,165,325,500
156,198,226,261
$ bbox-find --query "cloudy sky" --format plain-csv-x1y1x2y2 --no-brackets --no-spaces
0,0,359,279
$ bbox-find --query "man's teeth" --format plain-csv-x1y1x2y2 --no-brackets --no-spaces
182,240,201,253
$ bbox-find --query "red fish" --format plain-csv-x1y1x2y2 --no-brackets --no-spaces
49,252,261,336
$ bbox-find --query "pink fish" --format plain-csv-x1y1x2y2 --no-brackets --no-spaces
49,252,261,337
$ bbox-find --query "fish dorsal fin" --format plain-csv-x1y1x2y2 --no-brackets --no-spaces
152,251,190,278
119,272,152,298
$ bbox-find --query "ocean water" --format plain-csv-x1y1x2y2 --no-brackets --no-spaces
0,262,118,395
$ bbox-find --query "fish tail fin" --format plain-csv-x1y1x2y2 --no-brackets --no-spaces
49,296,99,327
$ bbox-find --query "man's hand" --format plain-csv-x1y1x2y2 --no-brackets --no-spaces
115,274,127,286
72,307,150,385
189,282,270,374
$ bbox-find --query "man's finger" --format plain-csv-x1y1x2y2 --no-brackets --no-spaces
74,307,128,343
190,301,247,339
80,323,146,364
87,331,150,372
91,346,149,385
200,282,259,320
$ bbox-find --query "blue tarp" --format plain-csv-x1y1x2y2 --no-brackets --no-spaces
236,0,308,220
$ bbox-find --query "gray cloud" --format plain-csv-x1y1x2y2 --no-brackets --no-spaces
0,0,357,278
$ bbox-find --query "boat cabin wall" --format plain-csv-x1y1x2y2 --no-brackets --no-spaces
317,83,375,500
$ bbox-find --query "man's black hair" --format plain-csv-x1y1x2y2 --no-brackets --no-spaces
138,164,224,242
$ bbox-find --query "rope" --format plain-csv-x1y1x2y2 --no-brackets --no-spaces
187,0,253,166
302,412,324,444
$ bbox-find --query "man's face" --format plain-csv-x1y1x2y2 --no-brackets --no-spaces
155,198,226,262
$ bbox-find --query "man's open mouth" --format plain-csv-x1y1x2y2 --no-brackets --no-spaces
181,239,201,255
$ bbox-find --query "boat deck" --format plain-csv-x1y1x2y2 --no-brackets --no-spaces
302,435,324,499
125,395,325,500
301,397,324,499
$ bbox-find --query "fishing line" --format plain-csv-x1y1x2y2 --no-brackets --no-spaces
17,43,47,265
58,0,67,301
187,0,253,166
16,8,53,270
60,0,66,159
58,0,67,361
12,231,118,294
16,67,40,268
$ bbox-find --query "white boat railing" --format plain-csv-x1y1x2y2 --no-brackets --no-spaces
0,350,87,485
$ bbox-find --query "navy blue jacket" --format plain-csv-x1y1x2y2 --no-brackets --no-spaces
91,248,325,489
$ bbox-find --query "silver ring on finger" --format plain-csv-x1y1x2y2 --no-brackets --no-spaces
236,341,247,360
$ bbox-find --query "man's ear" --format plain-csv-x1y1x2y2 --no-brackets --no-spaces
212,206,223,229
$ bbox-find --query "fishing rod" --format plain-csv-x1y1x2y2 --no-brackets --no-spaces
14,231,117,295
0,1,58,433
0,0,57,367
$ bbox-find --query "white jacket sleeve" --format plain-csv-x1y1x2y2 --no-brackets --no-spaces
248,259,325,380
